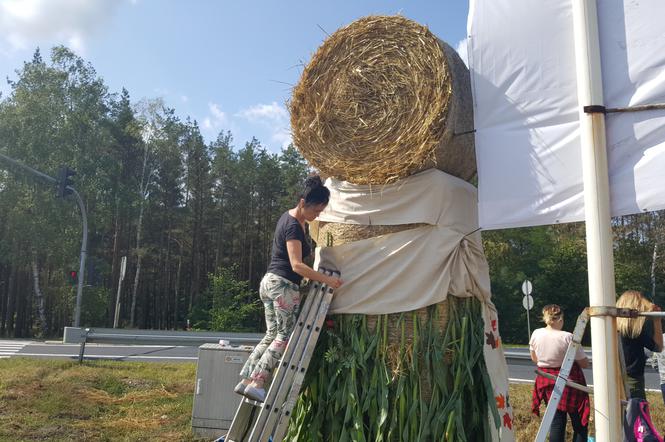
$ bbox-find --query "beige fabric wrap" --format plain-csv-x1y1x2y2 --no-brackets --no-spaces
311,168,515,441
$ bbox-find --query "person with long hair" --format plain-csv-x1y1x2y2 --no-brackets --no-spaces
530,304,590,442
235,175,343,403
617,290,663,400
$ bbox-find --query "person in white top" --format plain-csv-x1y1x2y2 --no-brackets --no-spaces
530,304,590,442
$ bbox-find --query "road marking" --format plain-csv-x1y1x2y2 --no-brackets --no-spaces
0,340,32,358
12,353,197,361
510,378,660,393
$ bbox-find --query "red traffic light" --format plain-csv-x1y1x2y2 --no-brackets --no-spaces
68,270,78,285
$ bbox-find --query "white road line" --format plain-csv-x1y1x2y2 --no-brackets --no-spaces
12,353,197,360
509,378,660,393
509,378,534,384
39,343,197,349
0,340,32,358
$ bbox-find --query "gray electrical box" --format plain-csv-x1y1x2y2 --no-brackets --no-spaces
191,343,253,438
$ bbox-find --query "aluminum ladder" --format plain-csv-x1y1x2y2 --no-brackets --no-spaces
221,268,339,442
533,306,657,442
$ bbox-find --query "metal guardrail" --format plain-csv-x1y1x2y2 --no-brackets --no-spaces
63,326,591,365
503,348,593,361
66,327,263,363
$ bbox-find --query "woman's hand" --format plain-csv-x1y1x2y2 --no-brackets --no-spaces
325,276,343,289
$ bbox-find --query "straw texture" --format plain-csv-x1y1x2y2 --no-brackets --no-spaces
290,15,475,185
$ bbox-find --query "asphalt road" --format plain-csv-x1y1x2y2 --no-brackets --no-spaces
0,339,199,363
1,340,662,391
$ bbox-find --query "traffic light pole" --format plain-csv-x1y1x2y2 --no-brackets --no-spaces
0,152,88,327
70,187,88,328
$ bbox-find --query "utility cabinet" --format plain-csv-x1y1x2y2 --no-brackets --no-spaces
191,343,253,438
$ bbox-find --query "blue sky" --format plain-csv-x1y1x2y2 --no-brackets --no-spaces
0,0,469,153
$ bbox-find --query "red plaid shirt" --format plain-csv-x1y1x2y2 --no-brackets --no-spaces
531,363,591,426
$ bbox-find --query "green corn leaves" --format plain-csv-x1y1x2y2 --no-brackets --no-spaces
284,297,499,441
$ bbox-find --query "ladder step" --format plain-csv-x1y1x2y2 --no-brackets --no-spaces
254,270,337,442
225,268,339,442
243,398,264,407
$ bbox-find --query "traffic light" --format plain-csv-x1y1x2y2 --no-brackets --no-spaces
56,166,76,198
68,270,78,285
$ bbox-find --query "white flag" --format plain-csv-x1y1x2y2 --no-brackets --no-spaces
468,0,665,230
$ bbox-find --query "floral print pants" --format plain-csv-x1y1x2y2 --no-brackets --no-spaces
239,273,301,385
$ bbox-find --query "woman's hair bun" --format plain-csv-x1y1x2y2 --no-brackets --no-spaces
304,175,323,189
300,174,330,206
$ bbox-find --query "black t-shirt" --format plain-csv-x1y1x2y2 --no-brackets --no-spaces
621,319,659,378
266,211,311,285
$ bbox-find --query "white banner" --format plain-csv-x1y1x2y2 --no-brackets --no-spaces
468,0,665,230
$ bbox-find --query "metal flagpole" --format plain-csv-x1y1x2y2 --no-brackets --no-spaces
571,0,622,439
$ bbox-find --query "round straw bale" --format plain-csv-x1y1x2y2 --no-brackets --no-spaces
290,15,475,185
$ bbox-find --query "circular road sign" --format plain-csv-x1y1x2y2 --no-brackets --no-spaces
522,294,534,311
521,279,533,296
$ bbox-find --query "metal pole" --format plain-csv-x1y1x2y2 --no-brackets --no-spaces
0,152,57,185
0,152,88,328
113,256,126,328
113,278,122,328
70,188,88,328
526,303,531,342
571,0,621,439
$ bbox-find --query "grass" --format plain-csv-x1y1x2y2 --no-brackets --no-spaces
1,357,664,441
513,383,665,441
0,358,200,442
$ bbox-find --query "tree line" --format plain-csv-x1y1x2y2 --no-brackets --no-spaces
0,47,306,337
1,47,663,343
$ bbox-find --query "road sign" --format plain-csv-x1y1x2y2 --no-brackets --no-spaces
522,294,534,310
521,279,533,295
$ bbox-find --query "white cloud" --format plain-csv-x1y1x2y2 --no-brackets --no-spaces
180,95,189,103
209,102,227,124
153,87,170,96
271,128,292,149
237,101,292,148
456,38,468,68
237,101,288,123
0,0,124,55
201,102,229,133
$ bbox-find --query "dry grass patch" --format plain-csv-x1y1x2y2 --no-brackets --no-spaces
0,358,201,441
4,358,665,440
512,383,665,441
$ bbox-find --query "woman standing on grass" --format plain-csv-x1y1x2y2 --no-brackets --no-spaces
530,304,590,442
617,290,663,400
234,176,343,403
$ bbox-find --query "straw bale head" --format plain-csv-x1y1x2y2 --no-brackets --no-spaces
290,15,475,185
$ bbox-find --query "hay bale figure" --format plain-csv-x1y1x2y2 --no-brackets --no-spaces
285,15,512,442
290,15,475,185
